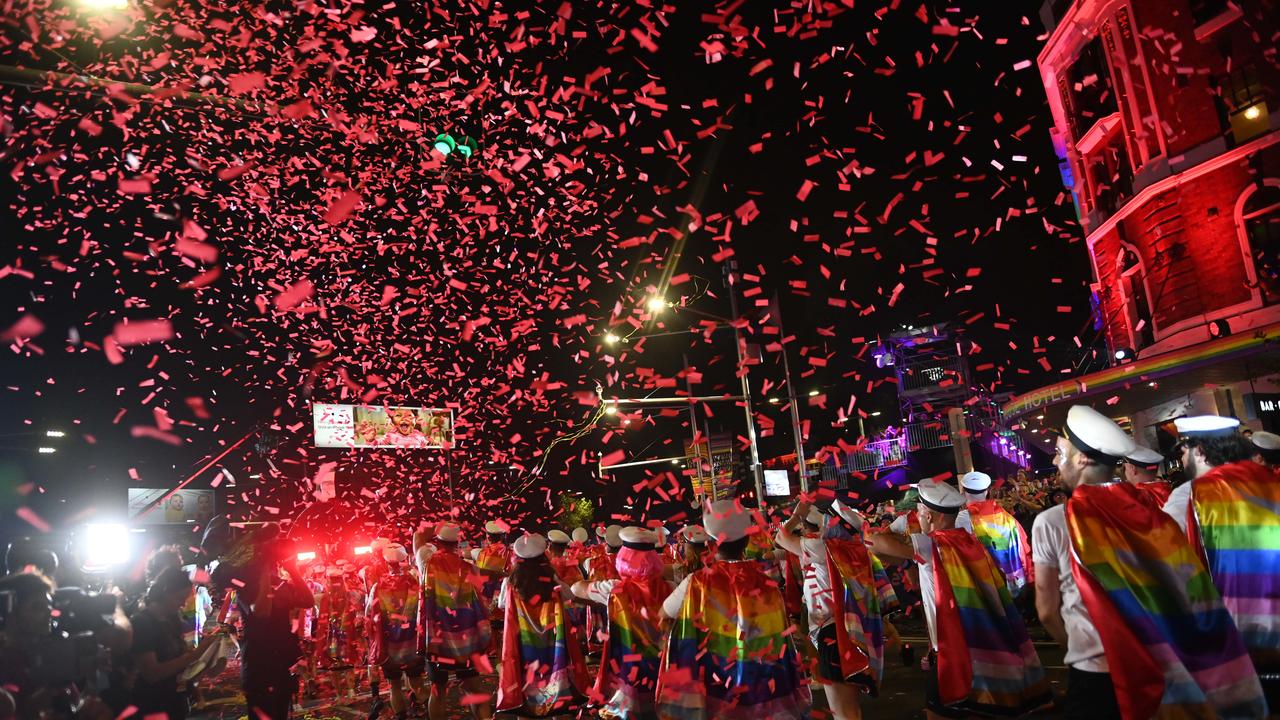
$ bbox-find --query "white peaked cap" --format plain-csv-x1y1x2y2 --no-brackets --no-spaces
961,471,992,493
1064,405,1136,465
484,520,507,535
680,525,709,544
805,506,826,526
832,498,864,528
514,533,548,559
571,527,589,543
435,523,460,543
1253,431,1280,451
704,499,755,542
547,529,571,545
604,525,624,548
383,544,409,563
1125,445,1164,466
1174,415,1241,439
916,480,965,514
619,526,659,548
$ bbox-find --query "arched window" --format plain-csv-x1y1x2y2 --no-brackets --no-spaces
1239,183,1280,304
1116,245,1155,349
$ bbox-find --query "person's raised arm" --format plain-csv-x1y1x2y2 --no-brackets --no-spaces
775,501,809,557
865,532,914,564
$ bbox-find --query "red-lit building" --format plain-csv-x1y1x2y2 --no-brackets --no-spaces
1002,0,1280,445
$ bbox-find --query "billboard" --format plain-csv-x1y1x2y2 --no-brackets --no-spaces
763,469,791,497
684,433,739,503
128,488,216,525
313,403,453,449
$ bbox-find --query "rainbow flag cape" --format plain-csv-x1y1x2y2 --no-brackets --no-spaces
1134,481,1172,509
593,574,671,720
1190,461,1280,676
1067,482,1267,720
585,545,620,582
497,582,589,717
870,554,898,612
421,550,491,660
966,500,1033,595
930,529,1050,715
824,538,884,692
369,572,421,668
655,561,810,720
475,542,512,608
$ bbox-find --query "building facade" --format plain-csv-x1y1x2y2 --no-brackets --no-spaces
1003,0,1280,446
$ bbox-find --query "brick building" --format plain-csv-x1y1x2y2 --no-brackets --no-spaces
1001,0,1280,447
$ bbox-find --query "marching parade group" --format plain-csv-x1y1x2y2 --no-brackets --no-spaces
2,407,1278,720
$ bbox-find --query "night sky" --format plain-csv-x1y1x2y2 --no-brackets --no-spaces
0,0,1094,541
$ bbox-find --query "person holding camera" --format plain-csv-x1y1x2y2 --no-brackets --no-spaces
129,567,207,720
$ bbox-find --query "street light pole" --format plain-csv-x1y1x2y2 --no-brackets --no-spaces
725,259,764,504
779,332,808,493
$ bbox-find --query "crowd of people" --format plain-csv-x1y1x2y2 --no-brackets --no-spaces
0,412,1277,720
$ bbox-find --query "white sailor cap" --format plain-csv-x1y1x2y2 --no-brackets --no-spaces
680,525,709,544
960,471,992,493
704,498,756,542
604,524,624,549
484,520,508,535
916,480,965,515
1174,415,1241,440
513,533,548,559
571,527,589,544
1063,405,1136,465
1251,431,1280,463
415,543,436,566
435,523,460,543
619,526,659,550
1125,445,1164,468
383,544,409,563
547,529,571,545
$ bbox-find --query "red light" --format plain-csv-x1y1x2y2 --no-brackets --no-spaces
353,545,372,556
296,551,316,562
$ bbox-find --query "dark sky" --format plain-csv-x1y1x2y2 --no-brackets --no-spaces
0,0,1092,540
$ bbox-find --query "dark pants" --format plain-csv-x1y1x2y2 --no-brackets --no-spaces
244,671,295,720
1061,668,1121,720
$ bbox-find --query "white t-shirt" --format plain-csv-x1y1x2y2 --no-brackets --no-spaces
955,510,973,534
1031,504,1108,672
910,534,940,650
1162,481,1193,533
581,579,618,606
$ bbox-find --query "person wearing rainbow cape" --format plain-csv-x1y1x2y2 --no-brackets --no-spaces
1120,444,1172,509
956,470,1034,597
1164,415,1279,712
870,480,1050,719
1036,406,1267,720
570,527,672,720
496,533,590,717
473,520,514,611
656,498,810,720
419,524,493,720
777,498,883,720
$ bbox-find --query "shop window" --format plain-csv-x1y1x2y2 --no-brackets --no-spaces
1116,246,1155,348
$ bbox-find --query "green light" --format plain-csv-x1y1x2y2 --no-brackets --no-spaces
433,133,457,155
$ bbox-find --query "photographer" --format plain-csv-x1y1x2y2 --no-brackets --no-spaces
0,572,56,716
129,567,205,720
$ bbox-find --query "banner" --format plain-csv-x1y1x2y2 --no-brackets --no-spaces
312,403,453,449
128,488,216,525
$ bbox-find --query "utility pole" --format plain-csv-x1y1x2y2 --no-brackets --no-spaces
774,292,808,493
683,354,706,503
725,259,764,504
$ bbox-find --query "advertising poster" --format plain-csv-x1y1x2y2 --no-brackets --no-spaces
313,403,454,448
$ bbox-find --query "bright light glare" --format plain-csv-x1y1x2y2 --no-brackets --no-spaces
604,403,618,415
296,551,316,562
767,397,779,404
353,546,372,556
808,389,820,397
870,411,882,416
80,0,129,8
83,524,130,570
645,296,666,313
1243,105,1262,120
604,332,619,344
37,447,56,454
45,430,65,438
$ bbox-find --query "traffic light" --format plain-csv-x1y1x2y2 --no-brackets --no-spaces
433,133,478,160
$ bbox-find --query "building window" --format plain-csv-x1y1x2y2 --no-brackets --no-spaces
1069,36,1119,128
1116,246,1155,348
1240,183,1280,304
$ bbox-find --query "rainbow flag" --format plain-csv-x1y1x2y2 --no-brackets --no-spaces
593,574,671,719
369,572,421,668
1190,461,1280,675
930,529,1051,715
966,500,1033,595
585,545,620,582
656,561,810,720
497,582,588,717
421,550,491,660
1068,482,1267,720
870,554,899,612
475,542,512,607
824,538,884,691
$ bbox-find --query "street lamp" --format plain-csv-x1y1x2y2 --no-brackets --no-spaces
604,332,620,345
45,430,65,438
808,389,819,397
645,296,667,313
37,447,56,454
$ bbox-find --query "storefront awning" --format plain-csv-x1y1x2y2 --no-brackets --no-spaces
1002,321,1280,429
